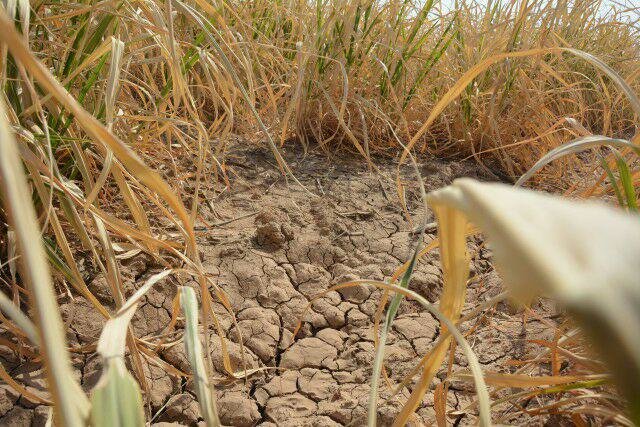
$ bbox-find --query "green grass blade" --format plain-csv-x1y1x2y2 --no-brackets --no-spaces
600,156,625,207
367,244,420,427
611,148,638,211
180,286,221,427
91,304,145,427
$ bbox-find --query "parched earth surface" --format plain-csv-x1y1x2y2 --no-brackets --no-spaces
0,146,563,426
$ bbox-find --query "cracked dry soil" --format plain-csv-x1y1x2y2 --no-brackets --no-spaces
0,146,563,426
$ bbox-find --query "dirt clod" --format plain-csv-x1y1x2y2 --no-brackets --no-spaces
218,392,261,426
158,393,201,425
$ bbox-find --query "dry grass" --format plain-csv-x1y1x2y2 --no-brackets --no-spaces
0,0,639,425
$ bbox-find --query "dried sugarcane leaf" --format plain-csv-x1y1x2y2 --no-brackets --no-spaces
427,178,640,423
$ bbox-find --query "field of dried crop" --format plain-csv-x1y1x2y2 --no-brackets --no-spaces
0,0,639,426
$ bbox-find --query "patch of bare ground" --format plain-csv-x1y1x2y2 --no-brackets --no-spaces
0,145,567,426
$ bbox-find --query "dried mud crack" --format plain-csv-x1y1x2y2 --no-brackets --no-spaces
0,146,563,426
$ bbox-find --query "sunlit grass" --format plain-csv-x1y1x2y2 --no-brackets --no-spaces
0,0,639,425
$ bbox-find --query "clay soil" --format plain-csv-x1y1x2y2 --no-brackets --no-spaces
0,145,565,426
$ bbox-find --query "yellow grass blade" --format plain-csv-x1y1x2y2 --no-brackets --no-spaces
0,9,197,256
0,96,89,426
398,46,640,183
392,203,476,426
0,361,51,405
452,371,597,388
0,285,38,345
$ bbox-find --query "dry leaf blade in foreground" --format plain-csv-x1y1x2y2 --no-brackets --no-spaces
0,0,639,424
428,178,640,424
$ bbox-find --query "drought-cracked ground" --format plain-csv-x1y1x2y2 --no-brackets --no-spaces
0,146,562,426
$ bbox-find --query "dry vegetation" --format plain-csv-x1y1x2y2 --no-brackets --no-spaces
0,0,639,425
